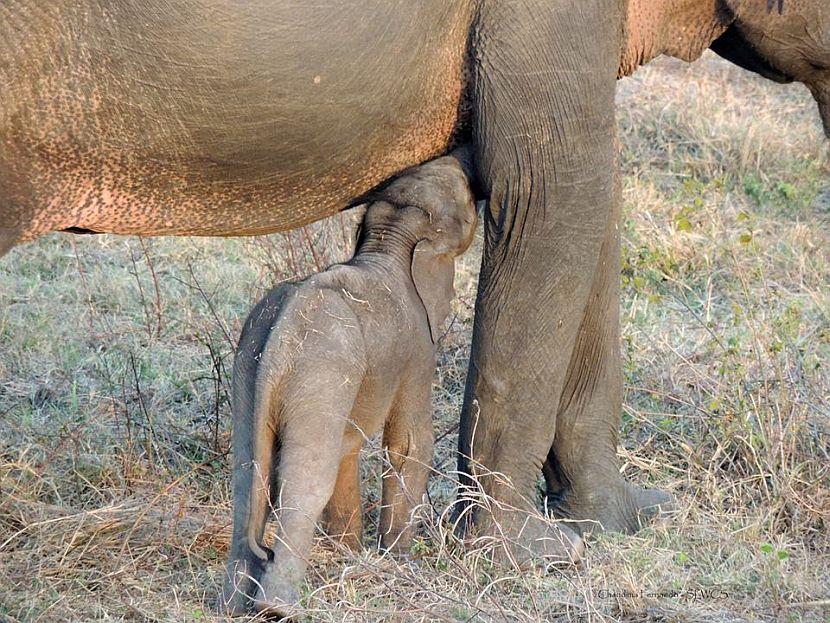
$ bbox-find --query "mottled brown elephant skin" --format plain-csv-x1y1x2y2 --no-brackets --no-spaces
2,0,828,593
0,1,472,246
1,2,827,253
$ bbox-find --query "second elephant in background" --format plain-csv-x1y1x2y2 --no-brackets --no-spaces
223,151,477,617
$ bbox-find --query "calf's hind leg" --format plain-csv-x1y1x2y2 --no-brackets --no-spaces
255,378,360,617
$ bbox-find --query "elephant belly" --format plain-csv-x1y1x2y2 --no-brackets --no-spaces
0,0,472,241
18,97,465,240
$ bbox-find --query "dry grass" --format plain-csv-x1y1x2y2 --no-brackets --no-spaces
1,53,828,622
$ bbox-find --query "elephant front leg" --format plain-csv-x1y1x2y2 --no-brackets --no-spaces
457,224,591,566
379,379,434,553
457,0,627,563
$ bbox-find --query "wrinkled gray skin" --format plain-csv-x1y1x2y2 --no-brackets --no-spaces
222,153,482,617
2,0,828,584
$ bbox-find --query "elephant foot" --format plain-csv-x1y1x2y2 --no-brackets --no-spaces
254,561,304,619
554,480,673,535
502,518,584,569
473,509,584,569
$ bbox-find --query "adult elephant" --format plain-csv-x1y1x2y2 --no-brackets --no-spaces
1,0,828,563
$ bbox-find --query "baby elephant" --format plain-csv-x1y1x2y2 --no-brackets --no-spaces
222,150,477,617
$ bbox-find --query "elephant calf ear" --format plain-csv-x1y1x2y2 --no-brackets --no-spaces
411,240,455,344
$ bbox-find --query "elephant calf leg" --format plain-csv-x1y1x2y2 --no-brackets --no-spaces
255,387,355,617
255,448,341,616
322,444,363,549
379,383,433,553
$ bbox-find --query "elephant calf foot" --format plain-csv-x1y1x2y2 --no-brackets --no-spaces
220,550,267,617
556,480,673,535
254,561,305,619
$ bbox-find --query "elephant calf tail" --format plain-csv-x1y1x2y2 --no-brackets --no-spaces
228,285,297,565
246,369,280,563
245,311,300,563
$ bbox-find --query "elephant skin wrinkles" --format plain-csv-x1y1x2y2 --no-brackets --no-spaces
221,152,479,617
0,0,828,598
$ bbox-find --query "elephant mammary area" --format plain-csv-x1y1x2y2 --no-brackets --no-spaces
0,1,472,242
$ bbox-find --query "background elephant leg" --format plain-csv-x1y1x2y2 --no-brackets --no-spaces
322,443,363,549
546,187,671,534
379,379,433,553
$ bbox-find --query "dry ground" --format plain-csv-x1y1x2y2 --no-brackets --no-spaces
1,53,828,622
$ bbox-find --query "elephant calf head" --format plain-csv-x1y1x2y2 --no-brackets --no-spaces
223,151,476,618
360,148,478,340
